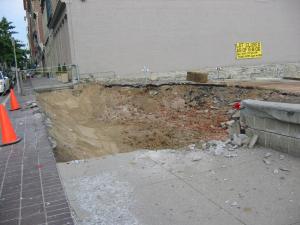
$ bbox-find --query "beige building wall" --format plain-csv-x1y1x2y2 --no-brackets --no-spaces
65,0,300,76
51,0,59,14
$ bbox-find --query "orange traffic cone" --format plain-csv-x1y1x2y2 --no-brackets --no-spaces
10,89,21,111
0,104,21,146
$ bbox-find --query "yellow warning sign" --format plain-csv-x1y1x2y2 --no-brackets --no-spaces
235,42,262,59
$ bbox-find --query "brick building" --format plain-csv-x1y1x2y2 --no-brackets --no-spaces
23,0,45,67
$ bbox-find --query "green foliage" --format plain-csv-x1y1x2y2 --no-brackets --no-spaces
0,17,28,70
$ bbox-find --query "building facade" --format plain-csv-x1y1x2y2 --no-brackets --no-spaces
23,0,45,67
25,0,300,78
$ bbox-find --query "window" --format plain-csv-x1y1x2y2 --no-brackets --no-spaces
45,0,52,21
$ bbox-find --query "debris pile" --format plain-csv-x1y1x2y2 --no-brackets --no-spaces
23,100,38,109
37,84,300,161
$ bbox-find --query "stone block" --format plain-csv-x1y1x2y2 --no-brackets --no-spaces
187,71,208,83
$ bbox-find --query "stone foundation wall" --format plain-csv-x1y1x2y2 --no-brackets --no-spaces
81,62,300,83
207,62,300,80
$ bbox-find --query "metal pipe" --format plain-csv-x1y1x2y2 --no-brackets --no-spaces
11,38,21,94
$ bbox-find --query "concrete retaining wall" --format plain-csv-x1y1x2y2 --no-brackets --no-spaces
241,100,300,157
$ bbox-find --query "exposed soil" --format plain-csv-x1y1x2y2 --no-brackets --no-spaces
37,83,300,162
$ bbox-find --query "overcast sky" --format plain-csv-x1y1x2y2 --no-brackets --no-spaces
0,0,28,46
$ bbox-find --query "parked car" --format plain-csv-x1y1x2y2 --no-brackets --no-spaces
0,71,10,94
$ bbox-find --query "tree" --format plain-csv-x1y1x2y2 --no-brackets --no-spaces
0,17,28,70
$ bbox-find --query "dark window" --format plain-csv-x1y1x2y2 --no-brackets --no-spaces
45,0,52,21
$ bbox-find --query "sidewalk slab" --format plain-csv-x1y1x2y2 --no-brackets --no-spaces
30,77,73,93
0,81,74,225
58,145,300,225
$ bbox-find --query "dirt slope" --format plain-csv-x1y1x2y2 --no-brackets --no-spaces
37,84,300,162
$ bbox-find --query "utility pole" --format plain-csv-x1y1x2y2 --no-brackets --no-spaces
10,38,21,94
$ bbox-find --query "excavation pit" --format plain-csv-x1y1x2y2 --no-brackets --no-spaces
37,83,300,162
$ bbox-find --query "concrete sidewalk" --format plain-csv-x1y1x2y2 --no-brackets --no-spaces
0,81,74,225
30,77,73,93
59,144,300,225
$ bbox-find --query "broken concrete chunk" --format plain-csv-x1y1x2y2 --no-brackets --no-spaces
48,137,57,149
149,74,159,81
188,101,198,107
232,134,249,146
231,201,239,207
149,90,158,96
232,111,240,119
214,148,224,156
224,153,238,158
279,167,290,172
226,120,235,126
188,144,196,150
192,156,202,162
220,122,226,128
263,159,271,165
228,121,241,138
279,155,285,160
210,106,219,110
225,139,231,144
264,152,272,158
32,108,41,114
248,135,258,149
273,169,279,174
227,109,235,115
70,159,85,164
240,134,250,145
33,113,43,120
25,101,38,109
232,134,242,146
195,141,205,150
45,118,52,128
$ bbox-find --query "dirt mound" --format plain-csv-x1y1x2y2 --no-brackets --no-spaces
37,84,300,162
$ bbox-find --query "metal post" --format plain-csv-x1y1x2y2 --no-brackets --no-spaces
216,67,221,80
11,38,21,94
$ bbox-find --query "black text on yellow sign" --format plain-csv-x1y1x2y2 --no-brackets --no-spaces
235,42,262,59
